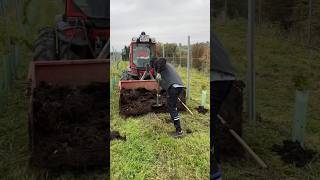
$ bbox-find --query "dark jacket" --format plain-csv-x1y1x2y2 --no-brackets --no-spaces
159,63,184,91
211,32,235,76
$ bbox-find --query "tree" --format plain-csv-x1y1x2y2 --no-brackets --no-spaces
121,45,129,61
192,42,210,71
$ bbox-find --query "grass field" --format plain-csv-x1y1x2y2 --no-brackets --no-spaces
110,61,210,179
215,19,320,179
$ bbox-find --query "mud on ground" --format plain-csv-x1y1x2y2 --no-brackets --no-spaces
119,88,186,116
31,82,109,171
196,106,209,114
110,131,126,141
272,140,316,167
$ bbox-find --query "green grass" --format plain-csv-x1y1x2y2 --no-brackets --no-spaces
215,19,320,179
110,61,210,179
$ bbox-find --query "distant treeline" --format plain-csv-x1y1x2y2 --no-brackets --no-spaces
212,0,320,47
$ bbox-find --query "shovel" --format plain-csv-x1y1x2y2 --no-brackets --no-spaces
152,78,163,108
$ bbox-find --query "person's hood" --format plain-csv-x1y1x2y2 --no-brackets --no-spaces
211,32,235,76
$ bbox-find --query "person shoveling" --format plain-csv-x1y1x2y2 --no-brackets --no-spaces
152,58,185,137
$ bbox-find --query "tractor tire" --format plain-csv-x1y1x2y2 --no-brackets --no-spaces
33,27,57,61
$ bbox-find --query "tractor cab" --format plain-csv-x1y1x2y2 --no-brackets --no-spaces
64,0,109,28
66,0,109,20
119,32,159,91
54,0,110,59
129,32,157,79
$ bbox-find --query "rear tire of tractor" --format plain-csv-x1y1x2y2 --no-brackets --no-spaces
33,27,57,61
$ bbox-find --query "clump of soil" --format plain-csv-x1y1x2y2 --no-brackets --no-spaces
110,131,126,141
218,81,245,159
186,128,193,134
196,106,208,114
165,118,172,124
31,82,109,171
119,88,186,116
272,140,316,167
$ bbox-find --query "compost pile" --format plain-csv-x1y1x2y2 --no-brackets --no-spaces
119,88,186,116
272,140,316,167
196,106,208,114
110,131,126,141
31,82,109,171
217,81,245,159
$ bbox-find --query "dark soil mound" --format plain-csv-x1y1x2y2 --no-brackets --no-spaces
110,131,126,141
119,88,186,116
31,82,109,172
272,140,316,167
196,106,208,114
218,81,245,159
186,128,193,134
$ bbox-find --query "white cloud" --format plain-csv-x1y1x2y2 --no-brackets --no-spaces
111,0,210,51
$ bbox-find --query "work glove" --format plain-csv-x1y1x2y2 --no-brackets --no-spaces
156,73,162,81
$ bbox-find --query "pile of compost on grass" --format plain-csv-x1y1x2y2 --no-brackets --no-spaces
110,131,126,141
31,82,109,171
218,81,245,159
272,140,316,167
119,88,186,116
196,106,208,114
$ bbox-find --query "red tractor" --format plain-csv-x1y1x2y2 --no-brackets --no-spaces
120,32,159,90
118,32,187,115
33,0,110,61
28,0,109,169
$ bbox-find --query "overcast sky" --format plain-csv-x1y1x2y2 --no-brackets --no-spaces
110,0,210,51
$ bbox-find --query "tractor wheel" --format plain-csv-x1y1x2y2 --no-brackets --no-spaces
33,27,57,61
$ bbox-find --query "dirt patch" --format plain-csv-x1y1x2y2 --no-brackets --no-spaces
119,88,186,116
165,118,172,124
196,106,208,114
218,81,245,159
110,131,126,141
272,140,316,167
186,128,193,134
31,82,109,172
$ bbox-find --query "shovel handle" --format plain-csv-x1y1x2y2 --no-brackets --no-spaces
217,114,268,169
178,98,194,116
